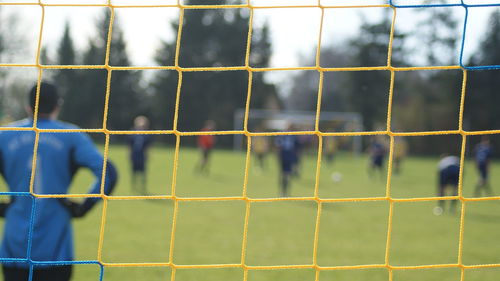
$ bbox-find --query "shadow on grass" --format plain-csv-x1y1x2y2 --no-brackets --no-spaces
465,210,500,224
285,200,342,213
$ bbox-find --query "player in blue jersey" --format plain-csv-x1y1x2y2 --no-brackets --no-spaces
275,130,301,197
128,116,153,195
473,137,493,197
434,155,460,216
368,137,387,179
0,82,117,281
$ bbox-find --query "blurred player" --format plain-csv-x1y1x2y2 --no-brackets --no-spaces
128,116,153,195
295,132,313,178
275,129,301,197
0,82,117,281
393,137,408,175
368,137,387,179
197,120,216,174
252,135,269,172
434,155,460,216
324,136,338,165
473,136,493,197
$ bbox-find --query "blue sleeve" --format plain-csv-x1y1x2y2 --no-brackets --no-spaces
72,133,118,210
0,148,3,178
275,136,282,147
295,137,301,149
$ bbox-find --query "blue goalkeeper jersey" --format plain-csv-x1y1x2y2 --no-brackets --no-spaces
0,118,116,267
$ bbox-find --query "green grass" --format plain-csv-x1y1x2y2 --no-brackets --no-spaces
5,144,500,280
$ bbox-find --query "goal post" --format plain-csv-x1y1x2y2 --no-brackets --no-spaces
233,108,363,154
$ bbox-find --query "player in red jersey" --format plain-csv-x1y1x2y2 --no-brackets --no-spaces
197,120,216,174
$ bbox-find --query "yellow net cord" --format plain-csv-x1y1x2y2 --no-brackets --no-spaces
0,1,499,281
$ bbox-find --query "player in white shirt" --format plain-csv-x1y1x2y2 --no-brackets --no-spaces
434,156,460,216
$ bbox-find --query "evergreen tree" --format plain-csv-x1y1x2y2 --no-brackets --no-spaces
39,48,50,65
0,8,4,62
466,9,500,132
415,0,461,133
151,0,278,143
55,22,82,125
347,10,406,131
107,24,142,130
287,45,352,112
249,23,279,112
57,23,76,65
417,0,459,66
395,1,462,154
77,10,142,129
0,8,29,121
0,7,5,121
80,42,107,129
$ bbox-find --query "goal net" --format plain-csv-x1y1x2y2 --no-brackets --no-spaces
0,0,499,281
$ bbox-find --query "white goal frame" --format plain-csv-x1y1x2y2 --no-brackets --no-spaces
233,108,363,154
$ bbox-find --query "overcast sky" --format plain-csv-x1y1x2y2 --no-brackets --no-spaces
0,0,497,85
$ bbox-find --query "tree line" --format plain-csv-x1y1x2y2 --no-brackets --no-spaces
1,1,500,154
287,6,500,155
49,4,278,145
1,1,278,148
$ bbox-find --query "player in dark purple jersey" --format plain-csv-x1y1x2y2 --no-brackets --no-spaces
473,137,493,197
368,137,387,179
275,131,301,197
128,116,153,195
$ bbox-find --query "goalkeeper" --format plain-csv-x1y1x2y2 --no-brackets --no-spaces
0,82,117,281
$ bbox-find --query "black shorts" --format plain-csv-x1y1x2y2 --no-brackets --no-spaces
280,153,297,174
281,160,293,174
477,162,488,180
440,165,460,187
202,148,212,160
132,160,145,172
131,153,146,172
2,265,72,281
372,156,384,167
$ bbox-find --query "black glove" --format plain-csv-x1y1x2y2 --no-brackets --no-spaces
0,202,10,218
0,197,14,218
58,198,89,218
58,161,117,219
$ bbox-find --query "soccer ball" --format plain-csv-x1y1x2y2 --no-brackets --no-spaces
331,172,342,182
433,206,444,216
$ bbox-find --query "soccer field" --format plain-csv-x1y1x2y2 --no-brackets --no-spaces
14,144,500,280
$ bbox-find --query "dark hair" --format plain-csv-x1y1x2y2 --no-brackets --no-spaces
29,82,60,114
